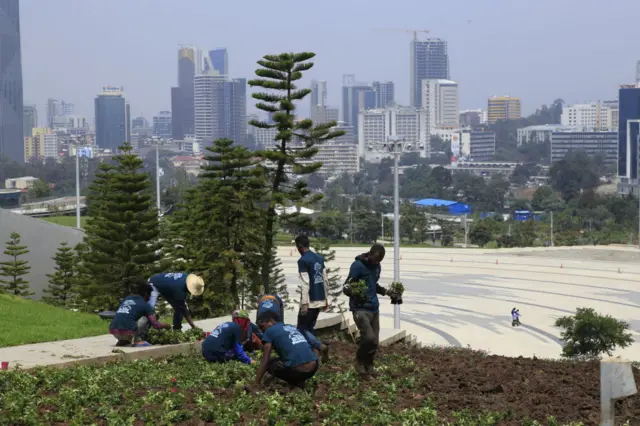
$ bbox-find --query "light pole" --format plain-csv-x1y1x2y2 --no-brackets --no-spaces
156,144,161,215
382,135,410,330
550,211,554,247
381,212,384,241
75,149,81,229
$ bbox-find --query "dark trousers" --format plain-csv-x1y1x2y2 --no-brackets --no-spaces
297,308,320,334
268,358,318,386
352,310,380,372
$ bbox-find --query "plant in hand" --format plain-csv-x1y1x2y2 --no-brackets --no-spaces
390,282,404,296
350,279,367,300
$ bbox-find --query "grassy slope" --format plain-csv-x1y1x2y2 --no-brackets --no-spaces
41,215,87,228
0,295,107,348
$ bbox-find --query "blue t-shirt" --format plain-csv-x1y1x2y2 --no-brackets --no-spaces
201,322,243,354
109,295,154,331
257,294,283,321
347,256,382,313
149,272,189,310
261,323,317,367
297,251,326,302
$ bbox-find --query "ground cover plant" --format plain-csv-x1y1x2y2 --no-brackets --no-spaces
2,342,639,425
0,294,106,348
146,328,206,345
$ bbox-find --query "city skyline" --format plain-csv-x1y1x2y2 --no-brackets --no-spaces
18,0,640,124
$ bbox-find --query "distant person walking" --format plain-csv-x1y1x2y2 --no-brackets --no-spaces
511,307,521,327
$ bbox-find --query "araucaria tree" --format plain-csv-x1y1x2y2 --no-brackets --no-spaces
43,242,76,307
80,143,160,310
0,232,32,297
249,52,344,292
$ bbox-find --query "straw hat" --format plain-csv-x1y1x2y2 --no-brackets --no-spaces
186,274,205,296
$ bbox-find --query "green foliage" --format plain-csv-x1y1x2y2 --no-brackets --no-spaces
350,279,367,300
248,51,344,293
469,219,494,247
351,209,380,243
400,202,429,244
437,219,455,247
42,242,76,307
146,328,205,345
27,178,51,199
555,307,634,359
549,151,600,201
314,210,349,241
79,143,160,311
0,232,32,297
390,281,404,295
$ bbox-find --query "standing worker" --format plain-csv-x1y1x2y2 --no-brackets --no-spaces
343,244,402,379
147,272,205,331
295,235,328,334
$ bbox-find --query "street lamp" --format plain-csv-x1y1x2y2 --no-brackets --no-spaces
378,135,412,329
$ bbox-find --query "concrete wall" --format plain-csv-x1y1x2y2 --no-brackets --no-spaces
0,210,83,298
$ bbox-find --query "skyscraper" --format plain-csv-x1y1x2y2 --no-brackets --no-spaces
208,48,229,75
47,98,61,128
342,75,375,136
95,86,131,150
23,105,38,140
422,79,459,134
618,84,640,191
310,80,328,109
372,81,395,108
194,74,247,148
171,46,201,139
410,38,449,108
61,101,74,116
153,111,172,138
487,96,521,124
0,0,24,162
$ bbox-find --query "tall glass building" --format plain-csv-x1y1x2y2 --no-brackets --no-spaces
208,49,228,75
0,0,24,162
95,87,130,151
342,75,376,137
410,38,449,108
618,85,640,192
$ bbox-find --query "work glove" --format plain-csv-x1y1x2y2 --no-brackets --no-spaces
343,283,353,297
389,291,403,305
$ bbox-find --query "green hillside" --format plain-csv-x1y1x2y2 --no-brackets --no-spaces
0,295,107,348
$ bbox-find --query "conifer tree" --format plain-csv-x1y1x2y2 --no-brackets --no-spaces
249,52,344,293
80,143,160,310
43,242,76,307
0,232,32,297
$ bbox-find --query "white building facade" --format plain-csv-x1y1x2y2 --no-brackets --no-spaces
517,124,578,146
561,101,618,132
421,79,459,134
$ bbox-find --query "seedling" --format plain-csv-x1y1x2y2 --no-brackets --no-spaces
390,282,405,296
350,280,367,300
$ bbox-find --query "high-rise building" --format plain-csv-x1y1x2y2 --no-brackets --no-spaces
194,74,247,148
311,105,339,125
23,105,38,140
132,116,149,130
61,101,74,116
410,38,449,108
618,84,640,192
208,48,228,75
171,45,201,139
454,131,496,162
487,96,521,124
358,106,428,159
422,79,459,134
561,101,618,131
372,81,395,108
551,132,617,165
342,75,375,136
636,61,640,85
459,109,487,127
310,80,328,109
0,0,24,163
94,86,131,150
24,128,56,161
47,98,61,128
153,111,172,138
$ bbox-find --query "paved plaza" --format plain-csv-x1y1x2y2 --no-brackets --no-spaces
279,245,640,360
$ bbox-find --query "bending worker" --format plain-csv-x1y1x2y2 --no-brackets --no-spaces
147,272,205,331
201,310,254,364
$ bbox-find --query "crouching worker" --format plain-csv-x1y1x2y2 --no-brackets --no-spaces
201,310,254,365
109,285,171,347
147,272,205,331
301,329,330,364
256,293,285,323
232,309,263,351
255,311,318,388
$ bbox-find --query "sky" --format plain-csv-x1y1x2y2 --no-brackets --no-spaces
20,0,640,123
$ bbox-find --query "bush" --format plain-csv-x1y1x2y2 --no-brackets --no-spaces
485,240,499,249
554,307,634,359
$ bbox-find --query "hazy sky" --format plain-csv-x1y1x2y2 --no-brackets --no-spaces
21,0,640,123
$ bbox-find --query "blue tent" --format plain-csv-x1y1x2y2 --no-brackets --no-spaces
413,198,471,215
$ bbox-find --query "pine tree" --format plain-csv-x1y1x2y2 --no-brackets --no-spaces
249,52,344,293
80,143,160,310
0,232,32,297
42,242,76,307
314,238,342,311
164,139,266,317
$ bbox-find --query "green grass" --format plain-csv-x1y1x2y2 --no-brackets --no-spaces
41,215,87,228
0,295,107,348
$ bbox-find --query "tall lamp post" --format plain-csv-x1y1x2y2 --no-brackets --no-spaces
75,144,90,230
381,135,410,329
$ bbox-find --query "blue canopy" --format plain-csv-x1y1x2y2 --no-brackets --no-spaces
414,198,471,215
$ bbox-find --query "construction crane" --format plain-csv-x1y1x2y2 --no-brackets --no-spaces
373,28,431,41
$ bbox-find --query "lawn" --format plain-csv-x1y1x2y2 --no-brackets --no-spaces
41,215,87,228
0,295,107,348
1,341,638,425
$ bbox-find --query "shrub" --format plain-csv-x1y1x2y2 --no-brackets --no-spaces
485,240,499,249
554,307,634,358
